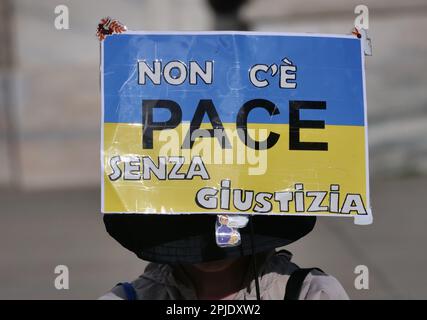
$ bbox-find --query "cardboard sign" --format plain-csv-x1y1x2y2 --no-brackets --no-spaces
101,31,372,224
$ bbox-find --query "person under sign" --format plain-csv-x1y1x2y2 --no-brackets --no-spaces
99,214,349,300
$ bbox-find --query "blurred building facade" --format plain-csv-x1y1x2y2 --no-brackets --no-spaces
1,0,427,189
1,0,427,300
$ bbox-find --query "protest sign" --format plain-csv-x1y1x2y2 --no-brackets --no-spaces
101,31,372,224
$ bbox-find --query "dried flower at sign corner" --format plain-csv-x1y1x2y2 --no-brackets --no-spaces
96,17,127,41
352,27,362,39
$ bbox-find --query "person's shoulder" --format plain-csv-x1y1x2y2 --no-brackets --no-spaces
264,251,349,300
98,263,174,300
300,270,350,300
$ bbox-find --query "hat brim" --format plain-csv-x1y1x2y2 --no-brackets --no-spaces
104,214,316,264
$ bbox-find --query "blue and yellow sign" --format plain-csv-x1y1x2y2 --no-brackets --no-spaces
101,32,372,224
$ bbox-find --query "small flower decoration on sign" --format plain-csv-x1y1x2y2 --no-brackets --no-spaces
96,17,127,41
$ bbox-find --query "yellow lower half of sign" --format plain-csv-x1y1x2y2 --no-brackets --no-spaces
102,122,368,215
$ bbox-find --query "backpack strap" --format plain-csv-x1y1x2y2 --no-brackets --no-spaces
116,282,137,300
284,268,323,300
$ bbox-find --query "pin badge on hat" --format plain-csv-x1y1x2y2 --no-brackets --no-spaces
215,214,249,248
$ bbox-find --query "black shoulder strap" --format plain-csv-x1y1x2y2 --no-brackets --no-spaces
284,268,323,300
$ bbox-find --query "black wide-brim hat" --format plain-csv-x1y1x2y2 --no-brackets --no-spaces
104,214,316,264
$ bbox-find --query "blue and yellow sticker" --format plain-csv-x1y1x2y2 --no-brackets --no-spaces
101,32,372,224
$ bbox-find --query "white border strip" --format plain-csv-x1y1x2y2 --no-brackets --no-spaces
120,30,356,39
355,34,373,225
100,40,105,213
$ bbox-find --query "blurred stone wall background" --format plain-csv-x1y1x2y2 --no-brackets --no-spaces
0,0,211,189
1,0,426,188
1,0,426,299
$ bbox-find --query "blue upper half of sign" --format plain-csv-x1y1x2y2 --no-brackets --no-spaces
102,33,365,126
